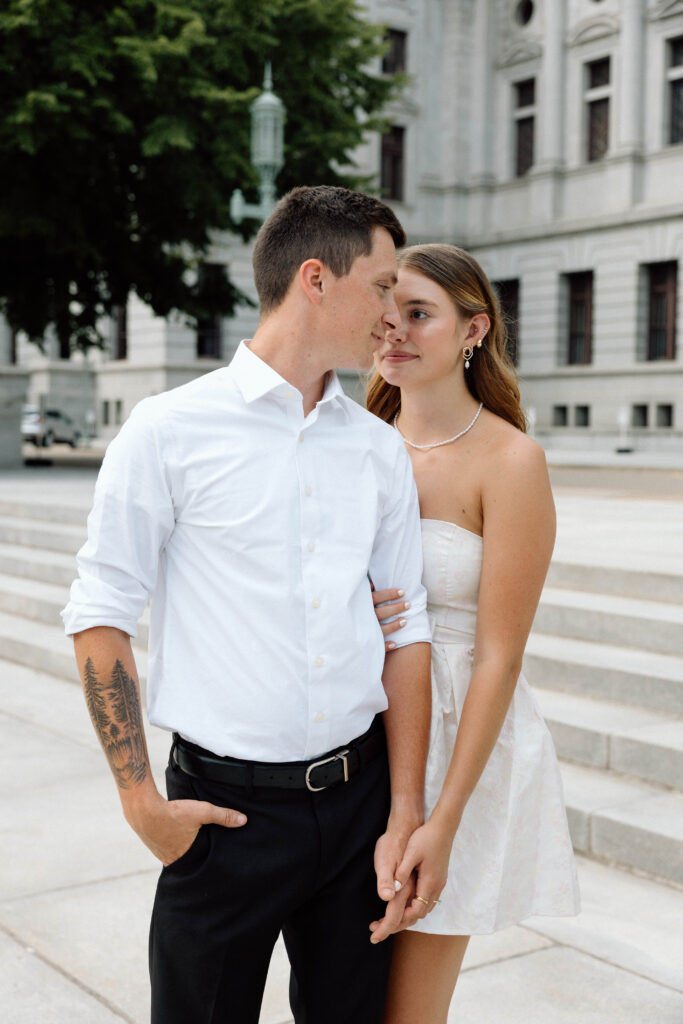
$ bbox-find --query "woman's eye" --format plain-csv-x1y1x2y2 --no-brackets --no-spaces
411,310,427,320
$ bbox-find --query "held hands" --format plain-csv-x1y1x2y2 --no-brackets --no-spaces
371,585,409,652
369,817,454,942
122,782,247,866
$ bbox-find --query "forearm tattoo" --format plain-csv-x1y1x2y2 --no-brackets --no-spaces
83,657,149,789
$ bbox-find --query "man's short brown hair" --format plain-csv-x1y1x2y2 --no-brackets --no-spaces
252,185,406,314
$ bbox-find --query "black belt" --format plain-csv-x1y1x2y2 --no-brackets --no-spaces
172,720,386,793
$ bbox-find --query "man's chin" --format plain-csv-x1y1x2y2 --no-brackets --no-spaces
339,354,375,374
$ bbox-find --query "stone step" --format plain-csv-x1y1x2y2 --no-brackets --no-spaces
535,688,683,790
545,559,683,605
0,609,148,682
535,587,683,656
0,541,77,587
0,571,149,646
560,761,683,888
525,633,683,714
0,515,86,555
0,498,87,527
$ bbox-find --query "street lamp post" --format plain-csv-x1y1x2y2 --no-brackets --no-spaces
230,63,285,225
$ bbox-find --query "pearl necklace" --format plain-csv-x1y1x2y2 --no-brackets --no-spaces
393,403,483,450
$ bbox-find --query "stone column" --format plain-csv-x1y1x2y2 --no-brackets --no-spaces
618,0,644,154
538,0,566,170
469,0,493,185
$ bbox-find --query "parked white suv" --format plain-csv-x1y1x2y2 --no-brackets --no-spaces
21,406,81,448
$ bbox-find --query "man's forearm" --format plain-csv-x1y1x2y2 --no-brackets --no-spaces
74,626,152,793
381,641,431,829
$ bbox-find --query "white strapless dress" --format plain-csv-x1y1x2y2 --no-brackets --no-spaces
411,519,580,935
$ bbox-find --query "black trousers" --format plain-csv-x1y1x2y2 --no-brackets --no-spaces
149,736,393,1024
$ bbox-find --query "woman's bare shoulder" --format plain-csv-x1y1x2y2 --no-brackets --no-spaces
480,411,547,472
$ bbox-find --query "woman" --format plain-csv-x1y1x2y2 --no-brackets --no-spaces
367,244,579,1023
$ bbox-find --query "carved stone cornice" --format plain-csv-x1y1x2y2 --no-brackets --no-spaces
567,14,620,47
649,0,683,22
497,38,543,68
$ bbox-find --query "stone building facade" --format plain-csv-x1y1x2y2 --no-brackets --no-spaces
2,0,682,450
360,0,683,449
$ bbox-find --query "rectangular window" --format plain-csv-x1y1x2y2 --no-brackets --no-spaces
656,404,674,428
553,405,568,427
10,329,17,365
668,36,683,144
381,126,405,201
567,271,593,365
197,315,223,359
114,400,123,426
585,57,611,162
493,279,520,365
102,400,110,427
195,264,224,359
113,304,128,360
574,405,590,427
514,78,535,177
382,29,407,75
647,261,677,360
632,404,648,428
588,57,610,90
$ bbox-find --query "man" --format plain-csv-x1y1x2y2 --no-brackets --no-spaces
62,185,432,1023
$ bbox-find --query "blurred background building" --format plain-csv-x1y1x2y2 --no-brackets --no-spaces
2,0,682,451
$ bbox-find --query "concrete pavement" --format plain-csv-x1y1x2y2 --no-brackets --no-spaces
1,461,682,1022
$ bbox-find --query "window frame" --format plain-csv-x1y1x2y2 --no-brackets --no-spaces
566,271,594,366
382,28,408,75
667,36,683,146
646,261,677,362
513,78,536,177
380,125,406,202
584,56,611,162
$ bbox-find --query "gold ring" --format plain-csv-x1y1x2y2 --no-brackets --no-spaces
415,895,430,906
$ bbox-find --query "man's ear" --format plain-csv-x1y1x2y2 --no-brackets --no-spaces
298,259,327,305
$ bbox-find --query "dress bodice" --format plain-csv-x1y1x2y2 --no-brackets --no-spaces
421,518,482,642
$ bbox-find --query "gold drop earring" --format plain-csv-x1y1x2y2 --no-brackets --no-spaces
464,330,487,368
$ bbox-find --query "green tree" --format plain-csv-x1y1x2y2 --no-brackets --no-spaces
0,0,397,353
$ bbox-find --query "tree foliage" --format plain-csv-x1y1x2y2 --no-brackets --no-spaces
0,0,397,351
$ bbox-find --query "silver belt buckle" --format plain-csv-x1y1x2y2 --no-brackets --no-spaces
305,749,350,792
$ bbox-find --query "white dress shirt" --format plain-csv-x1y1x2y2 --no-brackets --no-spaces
62,342,430,761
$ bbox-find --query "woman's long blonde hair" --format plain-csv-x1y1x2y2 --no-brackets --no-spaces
366,243,526,433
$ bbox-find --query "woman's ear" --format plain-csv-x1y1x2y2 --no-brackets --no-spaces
467,313,490,343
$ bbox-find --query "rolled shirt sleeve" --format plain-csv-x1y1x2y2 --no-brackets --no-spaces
368,441,431,649
61,402,176,638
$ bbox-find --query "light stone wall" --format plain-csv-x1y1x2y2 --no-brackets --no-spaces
358,0,683,449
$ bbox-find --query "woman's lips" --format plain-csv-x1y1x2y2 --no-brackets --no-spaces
383,351,417,361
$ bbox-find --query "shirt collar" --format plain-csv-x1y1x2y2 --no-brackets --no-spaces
230,340,351,412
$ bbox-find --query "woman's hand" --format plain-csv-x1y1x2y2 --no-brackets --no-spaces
368,816,455,940
370,584,410,651
395,817,454,920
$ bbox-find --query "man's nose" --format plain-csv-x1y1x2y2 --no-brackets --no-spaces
382,299,403,336
383,316,406,344
382,290,400,324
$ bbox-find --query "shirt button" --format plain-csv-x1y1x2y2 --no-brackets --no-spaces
312,598,321,609
307,541,315,552
305,486,312,497
314,712,325,723
299,432,305,442
314,656,324,667
288,389,296,398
